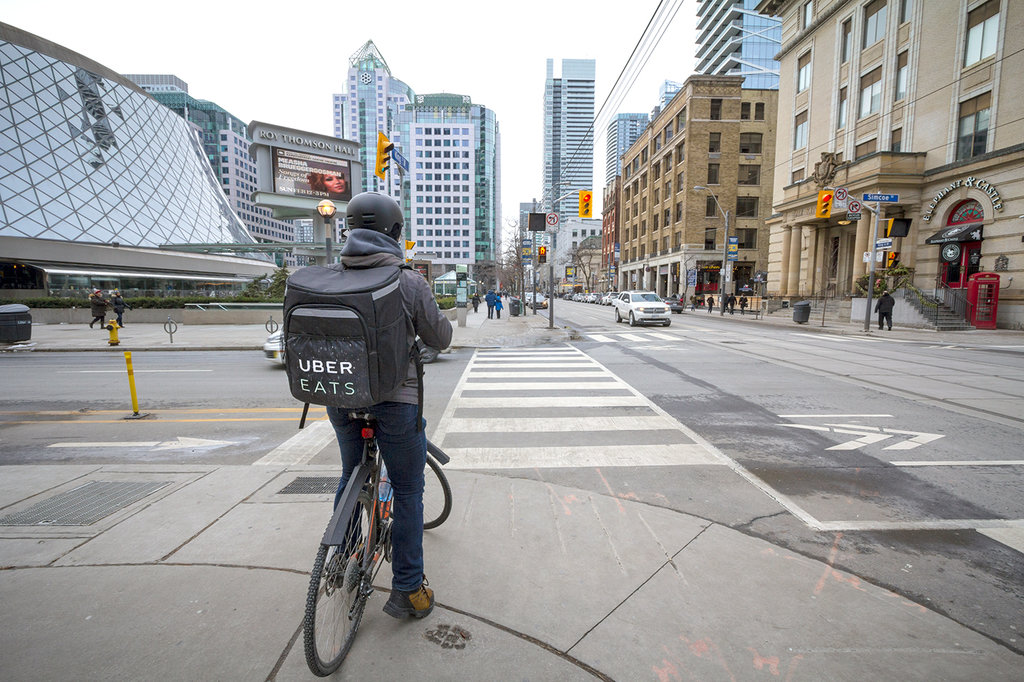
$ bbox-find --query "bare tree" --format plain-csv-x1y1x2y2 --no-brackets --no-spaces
677,252,699,303
498,221,528,296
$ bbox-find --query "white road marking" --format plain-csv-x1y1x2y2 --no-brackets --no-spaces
779,423,944,451
978,527,1024,554
462,381,622,390
779,414,894,418
453,395,649,408
444,444,722,469
49,437,235,450
252,419,336,466
467,371,612,379
588,334,614,343
619,333,647,341
443,416,678,432
891,460,1024,467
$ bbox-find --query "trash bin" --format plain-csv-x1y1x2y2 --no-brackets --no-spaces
0,304,32,342
510,297,522,317
792,300,811,324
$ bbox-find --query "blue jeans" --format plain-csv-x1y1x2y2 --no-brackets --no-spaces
326,402,426,592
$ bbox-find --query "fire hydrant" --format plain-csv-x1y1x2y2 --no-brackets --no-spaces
104,319,121,346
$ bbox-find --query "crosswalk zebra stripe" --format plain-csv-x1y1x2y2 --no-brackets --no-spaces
443,415,680,432
588,334,615,342
445,395,650,408
459,381,621,391
468,371,612,379
442,443,722,469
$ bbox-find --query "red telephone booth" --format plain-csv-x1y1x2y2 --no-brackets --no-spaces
966,273,999,329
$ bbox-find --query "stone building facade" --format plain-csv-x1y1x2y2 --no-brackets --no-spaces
617,75,778,299
758,0,1024,328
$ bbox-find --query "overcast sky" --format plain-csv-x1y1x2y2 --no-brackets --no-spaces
1,0,699,234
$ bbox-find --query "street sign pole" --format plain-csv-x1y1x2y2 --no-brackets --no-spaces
863,202,883,332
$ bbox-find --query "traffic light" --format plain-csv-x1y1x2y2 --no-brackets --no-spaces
538,246,547,264
578,190,593,218
885,251,900,268
886,218,911,238
815,190,833,218
375,131,394,181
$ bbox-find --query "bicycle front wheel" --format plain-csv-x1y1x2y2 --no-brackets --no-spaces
423,449,452,530
303,495,372,676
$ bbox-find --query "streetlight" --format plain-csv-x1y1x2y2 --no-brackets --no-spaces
693,185,730,316
316,199,336,265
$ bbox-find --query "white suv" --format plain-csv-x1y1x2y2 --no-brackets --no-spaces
613,291,671,327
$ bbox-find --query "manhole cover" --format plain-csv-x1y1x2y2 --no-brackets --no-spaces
0,480,170,526
278,476,340,495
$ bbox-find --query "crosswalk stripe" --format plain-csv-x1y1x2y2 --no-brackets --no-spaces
252,419,335,466
619,333,647,341
588,334,614,342
443,415,679,432
443,444,721,469
459,381,621,390
448,395,649,408
468,371,611,379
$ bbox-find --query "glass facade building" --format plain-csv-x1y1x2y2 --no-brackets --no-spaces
127,76,299,265
543,59,596,218
333,40,414,196
0,22,272,296
396,94,501,276
696,0,781,89
606,113,649,184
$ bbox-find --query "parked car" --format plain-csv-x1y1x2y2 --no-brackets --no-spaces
585,292,599,303
662,295,685,313
613,291,671,327
600,293,615,306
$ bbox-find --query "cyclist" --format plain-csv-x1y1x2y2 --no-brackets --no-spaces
326,191,453,619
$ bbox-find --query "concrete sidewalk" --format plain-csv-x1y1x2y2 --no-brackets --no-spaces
1,304,1022,679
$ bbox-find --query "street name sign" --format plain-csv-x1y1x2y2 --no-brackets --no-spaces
875,237,894,250
390,148,409,173
863,193,899,202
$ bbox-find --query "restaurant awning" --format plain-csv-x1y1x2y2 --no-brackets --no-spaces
925,223,983,245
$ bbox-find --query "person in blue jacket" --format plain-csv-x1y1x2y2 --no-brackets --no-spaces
485,290,496,319
494,294,503,319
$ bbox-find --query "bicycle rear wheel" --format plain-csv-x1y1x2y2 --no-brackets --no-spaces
303,494,372,676
423,450,452,530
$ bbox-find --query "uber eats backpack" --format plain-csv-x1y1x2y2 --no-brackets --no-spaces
282,264,419,414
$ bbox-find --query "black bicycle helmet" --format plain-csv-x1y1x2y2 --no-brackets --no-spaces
345,191,403,240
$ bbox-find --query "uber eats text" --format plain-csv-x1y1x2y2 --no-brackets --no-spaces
297,358,357,396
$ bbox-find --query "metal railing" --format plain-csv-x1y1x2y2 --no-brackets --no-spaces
935,281,972,325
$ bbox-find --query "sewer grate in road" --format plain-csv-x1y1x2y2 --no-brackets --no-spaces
278,476,340,495
0,481,170,526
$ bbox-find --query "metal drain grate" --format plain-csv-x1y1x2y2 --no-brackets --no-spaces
278,476,340,495
0,481,170,526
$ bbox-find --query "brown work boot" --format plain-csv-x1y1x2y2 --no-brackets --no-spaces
383,580,434,619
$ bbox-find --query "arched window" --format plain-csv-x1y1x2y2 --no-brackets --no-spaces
947,199,984,225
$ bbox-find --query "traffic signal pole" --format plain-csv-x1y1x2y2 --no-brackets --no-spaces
863,202,883,332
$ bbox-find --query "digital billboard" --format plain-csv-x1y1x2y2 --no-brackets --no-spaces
272,148,352,201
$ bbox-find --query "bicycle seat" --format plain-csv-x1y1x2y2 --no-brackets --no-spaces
348,411,376,424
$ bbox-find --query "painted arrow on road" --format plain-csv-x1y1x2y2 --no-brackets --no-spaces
779,423,944,451
48,437,236,450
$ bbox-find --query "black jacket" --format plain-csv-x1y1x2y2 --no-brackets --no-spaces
875,294,895,313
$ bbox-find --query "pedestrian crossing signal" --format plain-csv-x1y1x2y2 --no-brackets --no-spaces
885,218,911,238
886,251,900,268
578,190,593,218
815,190,833,218
538,246,547,263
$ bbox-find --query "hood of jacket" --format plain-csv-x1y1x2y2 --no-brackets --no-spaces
338,228,404,269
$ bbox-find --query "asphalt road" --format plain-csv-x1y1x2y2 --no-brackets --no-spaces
1,312,1022,657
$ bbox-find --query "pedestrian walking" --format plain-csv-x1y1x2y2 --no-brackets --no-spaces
471,292,480,313
875,291,895,330
484,290,496,319
727,294,736,315
494,295,503,319
739,296,748,315
88,289,109,328
706,295,715,313
690,296,697,312
111,290,132,326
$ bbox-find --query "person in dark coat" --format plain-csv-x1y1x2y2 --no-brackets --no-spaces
111,290,132,326
875,291,895,330
739,296,748,315
88,289,108,328
706,295,715,313
727,294,737,314
484,290,496,319
471,292,480,313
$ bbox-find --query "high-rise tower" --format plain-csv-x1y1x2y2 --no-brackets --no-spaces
605,113,649,185
695,0,781,89
542,58,595,218
333,41,414,195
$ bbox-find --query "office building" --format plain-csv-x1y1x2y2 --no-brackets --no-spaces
395,93,501,277
542,59,596,219
333,40,414,196
697,0,782,89
127,75,299,264
606,113,650,184
757,0,1023,328
0,22,273,297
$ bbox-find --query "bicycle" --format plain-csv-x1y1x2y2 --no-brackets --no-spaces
303,412,453,677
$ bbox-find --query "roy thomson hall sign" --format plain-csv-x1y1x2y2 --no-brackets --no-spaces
248,121,362,219
922,175,1004,222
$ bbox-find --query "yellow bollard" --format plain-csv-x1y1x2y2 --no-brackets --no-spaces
105,319,121,346
124,351,141,417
